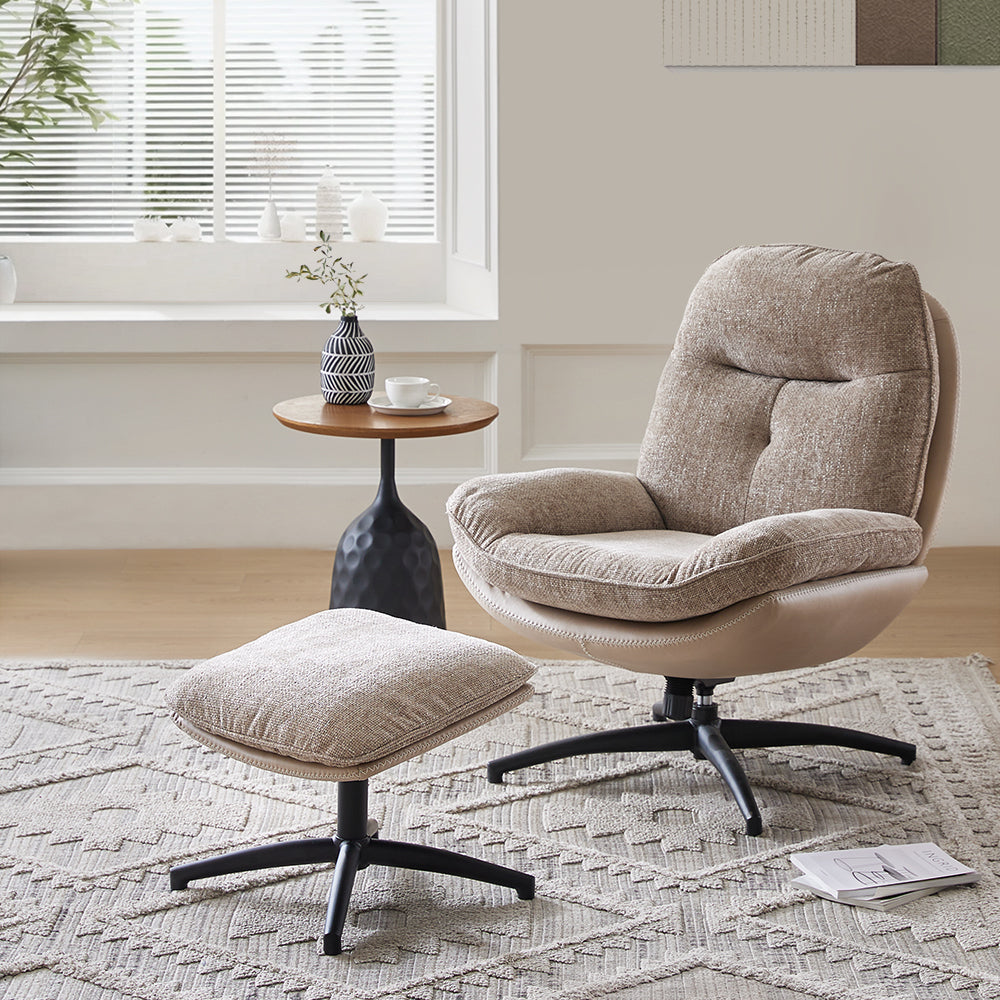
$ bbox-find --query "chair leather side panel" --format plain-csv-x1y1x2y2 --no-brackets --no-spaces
454,551,927,680
914,293,960,563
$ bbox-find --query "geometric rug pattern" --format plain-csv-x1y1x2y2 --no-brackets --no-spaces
0,654,998,999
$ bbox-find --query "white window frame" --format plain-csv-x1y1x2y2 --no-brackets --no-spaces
0,0,497,315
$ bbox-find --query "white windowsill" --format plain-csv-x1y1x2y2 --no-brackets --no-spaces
1,239,447,302
0,301,487,323
0,300,498,355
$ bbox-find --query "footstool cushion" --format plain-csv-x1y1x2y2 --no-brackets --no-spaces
165,609,536,781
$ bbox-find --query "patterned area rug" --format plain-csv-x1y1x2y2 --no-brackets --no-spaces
0,654,998,1000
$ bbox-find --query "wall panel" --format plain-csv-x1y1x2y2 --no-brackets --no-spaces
522,346,668,464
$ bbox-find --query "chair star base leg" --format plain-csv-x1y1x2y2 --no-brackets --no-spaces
719,718,916,764
486,684,917,837
487,720,696,784
697,723,762,836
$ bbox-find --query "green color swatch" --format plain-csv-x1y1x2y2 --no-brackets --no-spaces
939,0,1000,64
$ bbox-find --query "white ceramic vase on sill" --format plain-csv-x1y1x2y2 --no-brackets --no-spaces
257,200,281,241
0,255,16,304
348,189,387,241
315,167,344,240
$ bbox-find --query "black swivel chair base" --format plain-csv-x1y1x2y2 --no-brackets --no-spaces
487,678,916,837
169,779,535,955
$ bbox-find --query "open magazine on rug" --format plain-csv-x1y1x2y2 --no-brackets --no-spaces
789,842,980,906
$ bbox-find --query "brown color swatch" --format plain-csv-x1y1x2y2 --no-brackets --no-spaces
857,0,938,64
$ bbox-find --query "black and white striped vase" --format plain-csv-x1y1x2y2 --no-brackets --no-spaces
320,314,375,404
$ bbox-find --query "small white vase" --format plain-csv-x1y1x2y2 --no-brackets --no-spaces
315,168,344,240
169,218,203,241
133,217,170,241
257,200,281,241
348,189,388,241
280,211,308,241
0,255,16,304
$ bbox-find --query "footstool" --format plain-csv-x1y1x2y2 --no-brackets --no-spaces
164,609,537,955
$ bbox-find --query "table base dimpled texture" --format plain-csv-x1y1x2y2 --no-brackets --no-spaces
330,483,446,629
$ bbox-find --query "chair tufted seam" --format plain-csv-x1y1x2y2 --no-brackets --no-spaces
743,378,786,524
676,351,936,383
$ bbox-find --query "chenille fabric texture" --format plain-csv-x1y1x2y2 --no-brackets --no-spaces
448,244,938,623
165,609,536,778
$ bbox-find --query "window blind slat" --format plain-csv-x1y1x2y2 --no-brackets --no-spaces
0,0,436,239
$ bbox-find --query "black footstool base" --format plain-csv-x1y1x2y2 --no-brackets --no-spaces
170,779,534,955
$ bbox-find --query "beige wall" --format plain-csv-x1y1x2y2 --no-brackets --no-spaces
1,0,996,549
496,0,999,545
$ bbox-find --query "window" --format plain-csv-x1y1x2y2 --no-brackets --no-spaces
0,0,437,240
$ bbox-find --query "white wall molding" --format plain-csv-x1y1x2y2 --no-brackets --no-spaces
1,351,319,365
0,349,501,368
481,350,501,474
521,443,642,464
1,340,499,548
0,466,489,487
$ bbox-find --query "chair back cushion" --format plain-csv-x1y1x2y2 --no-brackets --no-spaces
637,245,939,535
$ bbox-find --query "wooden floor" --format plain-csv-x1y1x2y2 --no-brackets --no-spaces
1,547,997,680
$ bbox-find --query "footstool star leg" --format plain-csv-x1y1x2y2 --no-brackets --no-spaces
170,837,339,890
323,839,363,956
366,838,535,899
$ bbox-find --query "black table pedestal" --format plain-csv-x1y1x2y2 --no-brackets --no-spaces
329,439,446,628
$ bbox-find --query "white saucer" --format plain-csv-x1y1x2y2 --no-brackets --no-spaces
368,393,451,416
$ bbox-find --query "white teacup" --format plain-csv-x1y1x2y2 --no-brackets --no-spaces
385,376,439,408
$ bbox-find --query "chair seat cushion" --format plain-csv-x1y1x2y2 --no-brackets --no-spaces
165,609,535,780
451,508,922,622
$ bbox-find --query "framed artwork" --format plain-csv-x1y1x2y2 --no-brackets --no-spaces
663,0,1000,66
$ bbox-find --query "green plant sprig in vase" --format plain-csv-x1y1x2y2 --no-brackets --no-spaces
287,232,374,404
286,230,367,315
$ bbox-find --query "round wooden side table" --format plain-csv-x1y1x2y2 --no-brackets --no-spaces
273,394,499,628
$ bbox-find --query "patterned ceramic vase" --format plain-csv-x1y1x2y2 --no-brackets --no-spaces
320,314,375,404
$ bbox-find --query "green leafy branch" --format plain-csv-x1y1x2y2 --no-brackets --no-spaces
0,0,128,167
286,231,367,316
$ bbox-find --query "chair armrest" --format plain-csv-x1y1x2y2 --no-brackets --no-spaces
447,469,665,547
682,508,923,588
